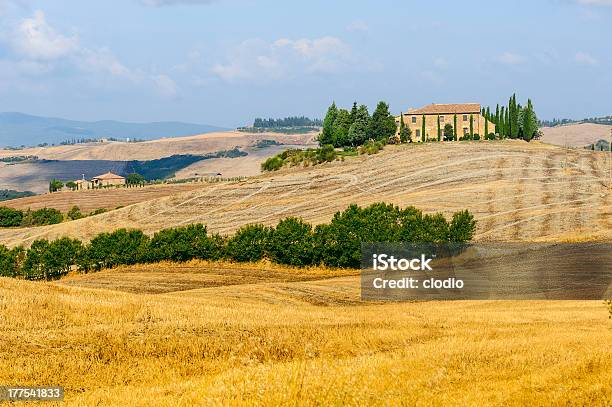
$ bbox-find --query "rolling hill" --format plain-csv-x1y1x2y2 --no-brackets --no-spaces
1,140,609,247
0,112,227,148
540,123,611,148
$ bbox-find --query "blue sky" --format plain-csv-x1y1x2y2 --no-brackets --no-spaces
0,0,610,127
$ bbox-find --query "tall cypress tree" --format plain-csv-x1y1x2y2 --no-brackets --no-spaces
495,104,500,132
421,114,426,142
505,107,510,138
500,106,506,137
485,116,489,138
453,114,458,140
521,99,537,141
469,114,474,138
437,115,441,141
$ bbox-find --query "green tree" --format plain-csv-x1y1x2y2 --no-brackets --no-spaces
399,114,412,143
127,173,145,186
332,109,352,147
421,114,426,142
0,207,24,227
67,206,83,220
484,115,489,138
225,224,272,263
448,210,476,242
521,99,538,141
319,102,338,146
469,114,474,137
350,102,358,124
148,224,222,264
347,105,371,146
0,245,19,277
268,217,315,266
49,179,64,193
65,181,77,191
443,123,454,141
453,114,458,140
437,115,441,141
369,101,397,143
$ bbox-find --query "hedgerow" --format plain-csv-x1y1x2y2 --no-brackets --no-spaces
0,202,476,280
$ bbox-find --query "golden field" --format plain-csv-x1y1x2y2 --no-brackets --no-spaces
1,140,610,247
0,262,611,406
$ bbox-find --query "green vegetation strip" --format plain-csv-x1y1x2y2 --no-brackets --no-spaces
0,203,475,280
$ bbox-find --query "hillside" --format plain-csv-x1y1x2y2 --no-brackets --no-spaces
0,112,227,148
1,140,610,247
540,123,611,148
0,131,318,193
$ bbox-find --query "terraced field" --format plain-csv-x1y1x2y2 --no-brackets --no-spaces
0,140,610,247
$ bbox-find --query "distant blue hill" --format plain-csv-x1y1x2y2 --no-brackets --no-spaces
0,112,228,148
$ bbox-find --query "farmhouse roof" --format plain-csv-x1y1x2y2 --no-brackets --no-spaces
93,171,125,180
406,103,481,115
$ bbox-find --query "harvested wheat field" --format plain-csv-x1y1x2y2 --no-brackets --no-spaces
1,140,610,247
540,123,612,148
1,183,206,213
0,262,610,406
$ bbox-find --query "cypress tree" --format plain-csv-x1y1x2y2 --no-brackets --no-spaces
437,115,441,141
495,104,500,132
521,99,537,141
484,115,489,138
421,114,426,142
505,107,510,138
453,114,458,140
350,102,358,124
500,106,506,137
320,102,338,146
469,114,474,138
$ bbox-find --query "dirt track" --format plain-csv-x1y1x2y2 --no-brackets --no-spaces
0,140,610,247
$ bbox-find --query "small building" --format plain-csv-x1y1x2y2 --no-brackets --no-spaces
396,103,496,142
92,171,126,188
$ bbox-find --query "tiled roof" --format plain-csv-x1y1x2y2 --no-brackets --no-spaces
93,171,125,180
406,103,481,115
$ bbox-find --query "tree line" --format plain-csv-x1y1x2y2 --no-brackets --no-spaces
0,206,107,228
482,94,539,141
253,116,322,128
0,203,476,279
319,101,397,148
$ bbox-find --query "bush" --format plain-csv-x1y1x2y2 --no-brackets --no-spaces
0,245,19,277
268,217,315,266
67,206,83,220
84,229,150,271
261,156,284,171
23,238,83,280
448,210,476,242
485,133,496,140
226,224,272,262
148,224,223,263
0,207,24,227
473,134,480,141
22,208,64,226
359,140,384,155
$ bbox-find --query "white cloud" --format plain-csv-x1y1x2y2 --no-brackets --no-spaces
151,74,178,97
11,10,78,60
346,20,369,32
575,51,599,65
497,51,525,65
211,36,355,83
78,48,135,79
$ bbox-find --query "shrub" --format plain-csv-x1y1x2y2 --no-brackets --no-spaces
0,207,24,227
23,208,64,226
226,224,272,262
359,140,384,155
148,224,221,263
473,134,480,141
0,245,19,277
89,208,107,216
67,206,83,220
268,217,315,266
485,133,496,140
84,229,150,271
261,156,284,171
448,210,476,242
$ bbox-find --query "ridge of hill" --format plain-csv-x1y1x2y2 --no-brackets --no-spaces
0,140,609,247
540,123,611,148
0,112,228,148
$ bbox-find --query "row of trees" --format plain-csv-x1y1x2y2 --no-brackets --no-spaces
319,102,397,147
483,94,539,141
0,207,63,227
0,203,477,279
253,116,322,128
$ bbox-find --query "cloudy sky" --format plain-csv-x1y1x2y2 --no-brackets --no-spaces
0,0,610,127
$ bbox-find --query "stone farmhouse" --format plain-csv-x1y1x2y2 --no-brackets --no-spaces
75,171,126,190
396,103,496,142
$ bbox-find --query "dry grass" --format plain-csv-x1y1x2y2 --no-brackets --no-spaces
540,123,612,148
1,140,610,247
0,262,610,406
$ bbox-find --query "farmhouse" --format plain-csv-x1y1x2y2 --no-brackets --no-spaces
396,103,496,142
92,171,126,187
